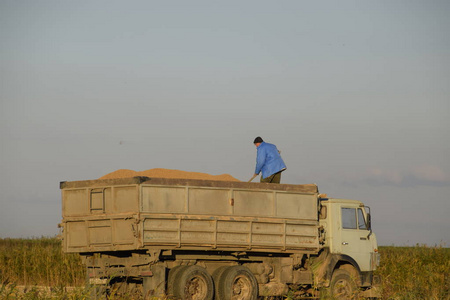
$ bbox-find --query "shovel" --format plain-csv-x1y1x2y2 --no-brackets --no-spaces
248,174,258,182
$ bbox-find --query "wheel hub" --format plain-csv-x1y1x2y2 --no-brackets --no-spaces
186,277,207,300
231,276,252,300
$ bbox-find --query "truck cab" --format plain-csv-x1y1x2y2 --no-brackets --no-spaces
319,198,380,296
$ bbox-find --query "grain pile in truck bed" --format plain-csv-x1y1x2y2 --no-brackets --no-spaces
99,168,240,182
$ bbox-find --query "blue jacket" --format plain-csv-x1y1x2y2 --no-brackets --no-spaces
255,142,287,179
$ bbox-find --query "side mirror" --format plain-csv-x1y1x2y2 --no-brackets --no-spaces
319,205,327,219
364,206,373,239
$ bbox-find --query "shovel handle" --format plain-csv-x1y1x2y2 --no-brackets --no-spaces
248,174,258,182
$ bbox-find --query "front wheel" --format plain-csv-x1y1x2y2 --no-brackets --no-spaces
329,269,360,299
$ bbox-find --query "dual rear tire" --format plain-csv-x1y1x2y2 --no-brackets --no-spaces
214,266,258,300
168,265,214,300
168,265,258,300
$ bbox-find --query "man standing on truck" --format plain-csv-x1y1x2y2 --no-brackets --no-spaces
253,136,286,183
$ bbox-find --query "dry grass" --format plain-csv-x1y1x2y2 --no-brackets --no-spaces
1,238,448,299
0,285,90,300
0,237,85,288
375,245,449,300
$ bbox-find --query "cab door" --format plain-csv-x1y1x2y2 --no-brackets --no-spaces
339,206,373,272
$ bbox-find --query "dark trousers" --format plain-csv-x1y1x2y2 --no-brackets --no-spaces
260,171,282,183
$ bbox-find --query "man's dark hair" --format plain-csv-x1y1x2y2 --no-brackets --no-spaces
253,136,263,144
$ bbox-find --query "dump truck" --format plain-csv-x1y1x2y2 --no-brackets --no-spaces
59,176,380,299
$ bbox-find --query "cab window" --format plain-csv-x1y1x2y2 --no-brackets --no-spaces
342,207,357,229
358,208,367,230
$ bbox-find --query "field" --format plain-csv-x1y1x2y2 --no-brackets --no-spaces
0,237,448,299
375,245,449,299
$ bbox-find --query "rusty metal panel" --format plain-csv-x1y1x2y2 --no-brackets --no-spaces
286,224,317,248
181,231,215,244
181,219,215,231
180,219,215,244
137,178,318,193
276,193,317,220
217,220,251,232
286,235,317,247
88,220,112,245
217,232,249,244
90,189,104,213
112,186,139,213
144,230,179,243
60,177,149,189
112,219,135,244
252,233,282,245
234,190,274,216
144,218,179,231
61,178,320,254
188,188,232,215
217,220,250,245
251,222,284,246
62,183,140,252
66,221,88,248
286,223,317,235
65,217,137,252
61,178,318,193
253,222,283,234
142,186,186,213
63,189,88,217
143,218,179,243
142,215,319,252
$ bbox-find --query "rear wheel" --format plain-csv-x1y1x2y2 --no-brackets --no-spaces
216,266,258,300
173,265,214,300
212,266,229,300
329,269,359,299
168,266,188,297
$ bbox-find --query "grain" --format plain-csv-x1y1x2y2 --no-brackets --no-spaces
99,168,240,181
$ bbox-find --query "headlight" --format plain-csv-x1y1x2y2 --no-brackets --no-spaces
371,251,381,269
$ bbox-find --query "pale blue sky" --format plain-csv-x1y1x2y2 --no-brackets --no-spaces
1,0,449,246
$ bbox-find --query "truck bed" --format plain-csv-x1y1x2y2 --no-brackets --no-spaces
60,177,320,254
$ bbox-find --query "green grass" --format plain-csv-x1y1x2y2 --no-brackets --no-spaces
0,238,449,299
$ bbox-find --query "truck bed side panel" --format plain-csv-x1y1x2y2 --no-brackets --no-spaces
61,178,319,253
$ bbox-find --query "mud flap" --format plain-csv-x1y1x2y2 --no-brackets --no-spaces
143,265,166,299
361,285,381,298
361,274,381,298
